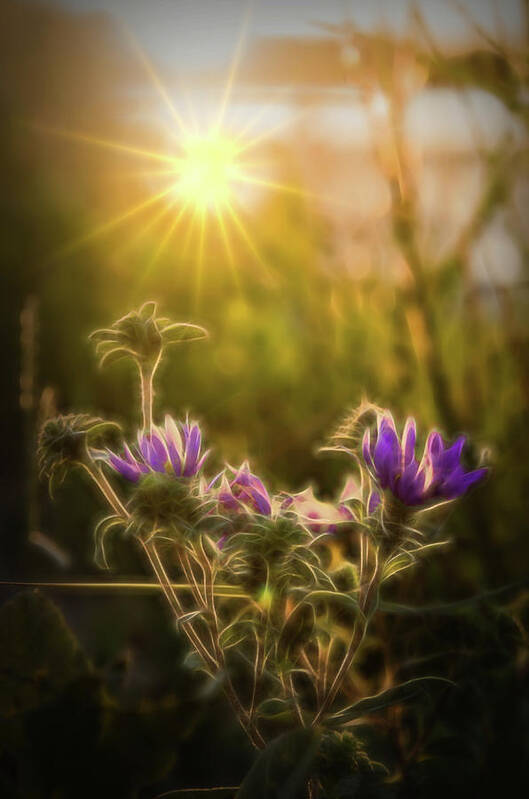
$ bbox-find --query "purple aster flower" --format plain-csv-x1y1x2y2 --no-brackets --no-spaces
362,412,486,508
216,461,272,517
105,415,209,482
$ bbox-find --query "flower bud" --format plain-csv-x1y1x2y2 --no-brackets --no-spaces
38,414,119,492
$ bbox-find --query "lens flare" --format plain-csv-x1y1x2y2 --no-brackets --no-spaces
37,17,336,299
173,133,241,211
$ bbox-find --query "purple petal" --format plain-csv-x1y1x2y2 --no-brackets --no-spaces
426,431,443,460
219,489,239,511
362,429,375,471
338,503,355,520
167,439,182,475
194,449,210,475
206,470,224,492
397,462,426,505
183,425,201,476
138,433,150,463
402,418,416,466
441,466,486,499
373,427,400,489
438,436,466,472
281,494,294,510
142,436,166,473
368,491,381,514
148,431,168,472
250,486,272,516
163,417,183,474
108,453,140,482
229,463,272,516
123,443,138,466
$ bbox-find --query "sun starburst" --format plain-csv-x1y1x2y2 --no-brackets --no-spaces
36,16,332,298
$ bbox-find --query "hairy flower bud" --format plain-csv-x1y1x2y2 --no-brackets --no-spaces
128,472,207,541
38,414,119,493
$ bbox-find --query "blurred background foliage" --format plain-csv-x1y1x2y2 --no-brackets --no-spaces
1,0,529,795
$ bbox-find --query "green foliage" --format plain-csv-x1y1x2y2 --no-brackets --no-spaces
0,591,88,716
315,731,390,799
327,676,454,728
4,2,529,793
0,591,191,798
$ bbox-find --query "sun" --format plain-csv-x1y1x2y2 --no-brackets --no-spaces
37,19,329,297
174,133,242,211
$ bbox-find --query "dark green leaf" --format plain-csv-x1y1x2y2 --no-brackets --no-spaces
256,697,296,722
277,602,315,661
236,728,320,799
379,581,527,616
304,590,361,615
327,676,454,727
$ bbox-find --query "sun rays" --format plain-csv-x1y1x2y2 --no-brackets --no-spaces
36,16,328,298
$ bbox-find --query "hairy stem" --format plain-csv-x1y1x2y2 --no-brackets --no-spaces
82,457,130,519
139,364,155,433
312,560,379,727
176,541,265,749
143,539,218,670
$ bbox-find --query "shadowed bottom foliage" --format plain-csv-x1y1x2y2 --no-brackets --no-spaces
0,589,528,798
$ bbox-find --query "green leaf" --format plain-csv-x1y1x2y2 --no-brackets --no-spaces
303,590,361,616
379,581,526,616
98,346,133,367
327,676,454,728
161,322,209,344
381,552,413,581
255,697,296,723
139,300,157,320
236,728,320,799
277,602,315,660
94,514,125,569
177,610,206,627
89,327,128,344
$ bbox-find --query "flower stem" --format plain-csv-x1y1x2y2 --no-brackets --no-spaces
82,457,129,519
139,365,155,433
189,540,266,749
311,558,379,727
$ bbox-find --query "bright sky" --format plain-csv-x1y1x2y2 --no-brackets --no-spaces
35,0,524,71
27,0,526,150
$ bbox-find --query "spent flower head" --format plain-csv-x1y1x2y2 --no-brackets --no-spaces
90,301,208,372
281,480,357,536
38,414,120,493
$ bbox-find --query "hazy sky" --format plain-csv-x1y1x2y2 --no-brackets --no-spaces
33,0,524,71
20,0,524,152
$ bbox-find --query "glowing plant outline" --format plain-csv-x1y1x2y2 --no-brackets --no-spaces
38,302,486,783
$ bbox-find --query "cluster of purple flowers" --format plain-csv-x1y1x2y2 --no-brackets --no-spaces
104,410,485,543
